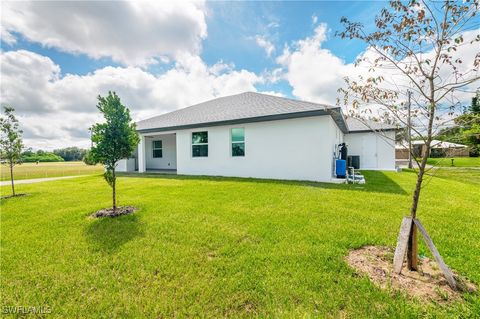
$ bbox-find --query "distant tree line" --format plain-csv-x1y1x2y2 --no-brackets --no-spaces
21,146,87,162
53,146,87,161
21,149,64,162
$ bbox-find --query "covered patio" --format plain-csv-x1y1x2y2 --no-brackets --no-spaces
137,131,177,173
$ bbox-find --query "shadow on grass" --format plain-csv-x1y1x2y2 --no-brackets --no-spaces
0,193,28,200
85,213,145,254
118,170,408,195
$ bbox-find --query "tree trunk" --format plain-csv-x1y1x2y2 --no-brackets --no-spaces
9,162,15,196
407,136,432,270
112,168,116,213
407,164,426,270
407,95,436,270
407,90,413,169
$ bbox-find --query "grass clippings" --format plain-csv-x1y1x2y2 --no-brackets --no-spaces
346,245,477,303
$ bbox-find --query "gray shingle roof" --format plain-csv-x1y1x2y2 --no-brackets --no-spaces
136,92,347,132
346,117,397,132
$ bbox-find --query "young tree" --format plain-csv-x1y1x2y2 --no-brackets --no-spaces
338,0,479,289
89,92,139,213
0,107,24,196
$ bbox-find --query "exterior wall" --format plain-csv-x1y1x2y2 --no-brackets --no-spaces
396,146,470,159
344,131,395,170
116,159,127,172
116,158,136,172
145,133,177,169
396,148,409,159
441,147,470,157
176,116,337,182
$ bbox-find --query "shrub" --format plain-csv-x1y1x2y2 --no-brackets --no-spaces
22,152,64,162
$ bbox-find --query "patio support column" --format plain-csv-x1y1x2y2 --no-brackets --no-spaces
138,134,146,173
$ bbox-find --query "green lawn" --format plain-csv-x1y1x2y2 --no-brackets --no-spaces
1,170,479,317
426,157,480,167
0,161,103,181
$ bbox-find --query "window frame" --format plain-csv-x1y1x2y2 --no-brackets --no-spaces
152,140,163,158
191,131,208,158
230,127,245,157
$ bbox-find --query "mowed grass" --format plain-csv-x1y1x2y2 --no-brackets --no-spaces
0,161,103,181
1,170,479,317
427,157,480,167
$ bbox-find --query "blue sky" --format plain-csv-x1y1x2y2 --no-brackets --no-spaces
2,1,383,95
203,1,380,67
1,1,477,149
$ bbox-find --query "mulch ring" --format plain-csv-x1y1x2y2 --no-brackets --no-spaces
346,245,477,304
1,193,28,200
91,206,137,218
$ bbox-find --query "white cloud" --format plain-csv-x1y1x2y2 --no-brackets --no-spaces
277,22,479,111
2,1,207,66
276,23,349,104
267,22,280,29
258,91,285,97
0,50,61,114
312,14,318,25
254,35,275,57
262,67,284,84
1,50,263,150
0,25,16,45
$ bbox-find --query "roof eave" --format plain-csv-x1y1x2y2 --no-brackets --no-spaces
137,109,345,134
347,128,398,133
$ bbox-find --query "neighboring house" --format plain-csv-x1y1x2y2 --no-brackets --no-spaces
396,139,469,159
117,92,396,182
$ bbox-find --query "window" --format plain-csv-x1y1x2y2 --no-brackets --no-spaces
152,140,162,158
192,131,208,157
231,128,245,157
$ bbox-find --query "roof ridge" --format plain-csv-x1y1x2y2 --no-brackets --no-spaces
242,91,337,109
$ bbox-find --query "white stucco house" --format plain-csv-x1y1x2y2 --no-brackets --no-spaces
117,92,396,182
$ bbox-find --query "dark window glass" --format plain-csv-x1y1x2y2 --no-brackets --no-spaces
232,143,245,157
192,132,208,144
192,131,208,157
153,140,162,158
192,145,208,157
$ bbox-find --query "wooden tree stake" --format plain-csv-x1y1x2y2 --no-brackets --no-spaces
393,217,412,274
413,219,457,290
393,217,457,289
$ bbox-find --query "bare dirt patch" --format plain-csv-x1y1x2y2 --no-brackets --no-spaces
346,246,476,303
91,206,137,218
